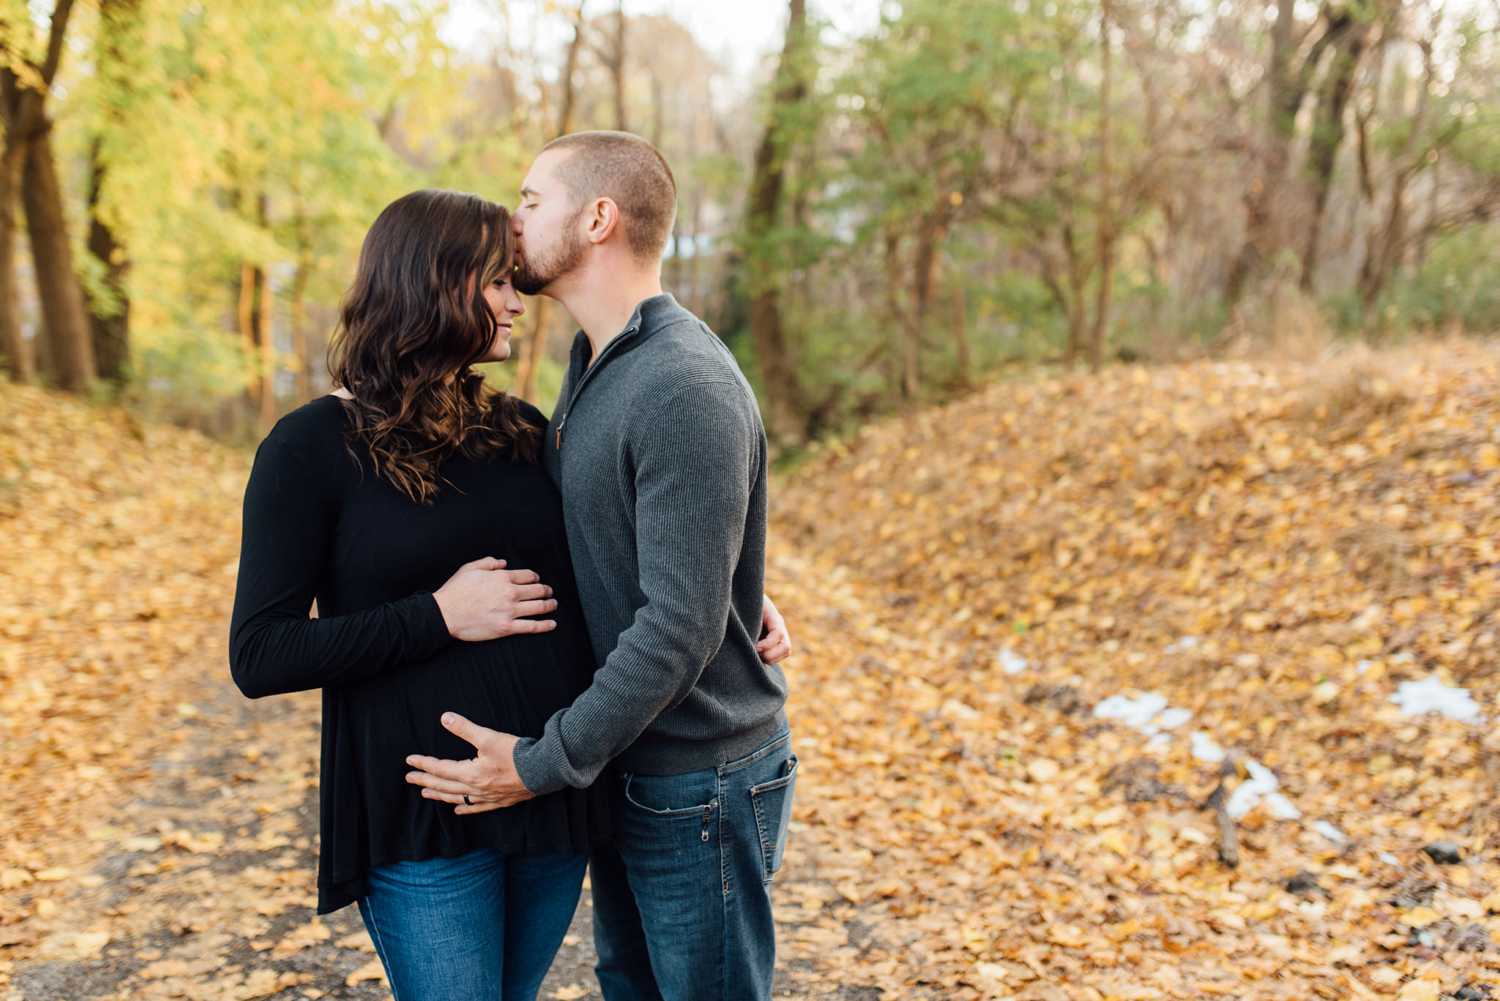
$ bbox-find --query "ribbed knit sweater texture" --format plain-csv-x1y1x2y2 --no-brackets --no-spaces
512,293,789,794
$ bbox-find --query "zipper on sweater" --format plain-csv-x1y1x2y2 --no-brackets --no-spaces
554,323,640,451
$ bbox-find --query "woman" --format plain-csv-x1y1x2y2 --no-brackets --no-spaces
228,189,790,1000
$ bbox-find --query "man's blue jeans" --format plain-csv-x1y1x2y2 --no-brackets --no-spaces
592,729,799,1001
357,848,587,1001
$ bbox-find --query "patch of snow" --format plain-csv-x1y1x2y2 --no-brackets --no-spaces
1312,821,1348,846
1094,692,1170,731
1225,759,1300,821
1265,793,1302,820
997,647,1029,675
1156,707,1193,731
1191,731,1226,763
1390,676,1483,724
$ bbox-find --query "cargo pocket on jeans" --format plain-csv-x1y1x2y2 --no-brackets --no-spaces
748,753,798,882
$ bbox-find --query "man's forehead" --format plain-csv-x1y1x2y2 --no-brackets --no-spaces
521,149,574,192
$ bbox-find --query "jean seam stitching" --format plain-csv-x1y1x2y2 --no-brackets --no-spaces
719,768,731,1001
751,789,765,878
360,898,404,1001
623,773,716,817
717,729,792,777
719,771,731,901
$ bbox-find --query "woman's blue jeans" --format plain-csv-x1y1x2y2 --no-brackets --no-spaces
356,848,587,1001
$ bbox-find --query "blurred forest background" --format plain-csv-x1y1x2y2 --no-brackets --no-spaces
5,4,1500,998
1,0,1498,445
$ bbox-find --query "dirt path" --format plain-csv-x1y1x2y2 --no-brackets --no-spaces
4,661,602,1001
0,567,872,1001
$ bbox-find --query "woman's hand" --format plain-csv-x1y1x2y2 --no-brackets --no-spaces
433,557,557,641
758,593,792,665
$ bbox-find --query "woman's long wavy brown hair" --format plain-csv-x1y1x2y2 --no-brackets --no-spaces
328,189,541,504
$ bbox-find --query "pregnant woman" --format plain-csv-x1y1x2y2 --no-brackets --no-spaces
228,189,790,1000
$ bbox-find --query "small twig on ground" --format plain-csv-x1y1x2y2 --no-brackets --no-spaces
1203,752,1243,868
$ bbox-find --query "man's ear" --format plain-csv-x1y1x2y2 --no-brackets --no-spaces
586,197,621,246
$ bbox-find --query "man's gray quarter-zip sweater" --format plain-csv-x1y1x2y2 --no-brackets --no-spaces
512,293,789,795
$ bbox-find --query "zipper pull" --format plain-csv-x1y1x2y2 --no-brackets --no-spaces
555,426,562,450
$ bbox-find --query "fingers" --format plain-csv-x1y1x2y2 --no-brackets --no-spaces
461,556,507,572
512,598,558,619
454,799,507,816
403,753,475,783
757,627,791,665
757,625,785,651
501,569,542,586
420,787,491,805
502,617,557,635
437,711,493,748
406,770,480,796
511,582,554,602
758,641,791,665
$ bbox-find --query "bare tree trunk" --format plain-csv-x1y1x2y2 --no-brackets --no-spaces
517,1,586,405
882,230,919,399
87,136,129,383
951,279,970,387
1225,0,1308,304
556,3,584,137
84,0,141,385
1089,0,1116,372
1300,9,1374,291
1358,140,1414,309
1061,223,1088,366
23,129,96,391
0,148,28,382
1416,154,1438,269
611,1,627,131
744,0,810,436
687,195,703,316
290,255,312,403
1,0,81,384
258,260,276,426
912,202,952,378
237,260,258,374
649,69,664,147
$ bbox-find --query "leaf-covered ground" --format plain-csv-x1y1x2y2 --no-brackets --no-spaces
3,340,1499,1000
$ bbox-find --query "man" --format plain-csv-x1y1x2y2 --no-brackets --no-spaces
404,131,796,1001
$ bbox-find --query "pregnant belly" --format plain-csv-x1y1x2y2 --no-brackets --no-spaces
341,632,594,769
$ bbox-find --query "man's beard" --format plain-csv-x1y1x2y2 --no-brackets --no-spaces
513,214,588,295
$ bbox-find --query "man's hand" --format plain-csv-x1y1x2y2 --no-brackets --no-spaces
432,557,557,642
758,593,792,665
404,712,535,814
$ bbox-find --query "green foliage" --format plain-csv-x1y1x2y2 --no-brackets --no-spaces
1347,228,1500,334
17,0,1500,440
479,354,567,415
52,0,521,413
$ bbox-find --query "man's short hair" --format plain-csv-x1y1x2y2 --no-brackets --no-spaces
541,131,677,261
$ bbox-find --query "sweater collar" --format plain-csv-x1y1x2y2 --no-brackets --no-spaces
568,292,683,368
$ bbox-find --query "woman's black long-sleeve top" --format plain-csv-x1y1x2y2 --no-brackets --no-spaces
228,395,610,914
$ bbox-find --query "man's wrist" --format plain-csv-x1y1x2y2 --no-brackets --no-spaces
511,736,565,796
